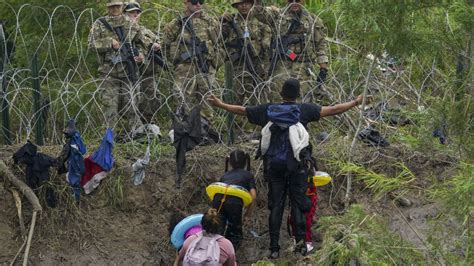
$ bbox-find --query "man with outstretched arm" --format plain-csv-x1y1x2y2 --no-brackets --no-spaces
208,78,367,258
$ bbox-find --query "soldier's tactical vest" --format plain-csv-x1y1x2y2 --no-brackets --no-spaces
277,11,319,62
169,15,215,67
225,15,268,61
96,16,140,77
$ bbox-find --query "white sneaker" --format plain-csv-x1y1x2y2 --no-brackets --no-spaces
306,242,314,253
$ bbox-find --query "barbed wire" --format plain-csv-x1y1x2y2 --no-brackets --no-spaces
0,3,434,156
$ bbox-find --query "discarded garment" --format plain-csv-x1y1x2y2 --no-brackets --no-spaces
91,128,114,171
57,138,71,174
66,138,86,201
358,126,389,147
81,156,107,194
132,124,162,140
432,128,446,145
63,120,87,202
13,141,57,207
364,101,409,126
132,146,150,186
173,107,202,186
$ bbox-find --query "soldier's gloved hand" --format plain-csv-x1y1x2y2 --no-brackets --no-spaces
112,39,120,50
134,54,144,63
316,68,328,88
152,42,161,51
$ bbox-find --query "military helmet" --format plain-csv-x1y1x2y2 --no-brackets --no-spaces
231,0,254,7
106,0,124,7
124,2,141,12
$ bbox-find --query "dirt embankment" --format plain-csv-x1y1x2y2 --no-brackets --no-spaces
0,140,461,265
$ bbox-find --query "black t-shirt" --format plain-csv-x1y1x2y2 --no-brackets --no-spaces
214,168,256,205
246,102,322,128
219,168,256,191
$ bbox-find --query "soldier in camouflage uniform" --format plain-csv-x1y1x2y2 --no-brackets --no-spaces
124,2,164,124
256,0,329,103
88,0,148,131
221,0,271,105
162,0,222,115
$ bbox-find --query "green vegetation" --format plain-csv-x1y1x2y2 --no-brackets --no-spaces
313,204,426,265
332,161,416,200
1,0,473,264
430,162,474,224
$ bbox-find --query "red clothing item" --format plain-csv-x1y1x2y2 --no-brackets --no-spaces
179,233,237,266
304,185,318,242
81,156,107,194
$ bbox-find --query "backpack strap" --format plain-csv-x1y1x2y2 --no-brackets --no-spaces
217,185,230,213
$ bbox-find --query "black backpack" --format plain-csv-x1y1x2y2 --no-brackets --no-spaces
264,104,301,169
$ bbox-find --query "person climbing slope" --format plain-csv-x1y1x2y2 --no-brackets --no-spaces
211,149,257,250
208,78,369,258
176,208,237,266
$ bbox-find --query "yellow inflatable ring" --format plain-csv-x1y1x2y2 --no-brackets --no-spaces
206,182,253,207
309,171,332,187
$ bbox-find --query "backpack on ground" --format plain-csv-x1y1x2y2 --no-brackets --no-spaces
183,232,222,266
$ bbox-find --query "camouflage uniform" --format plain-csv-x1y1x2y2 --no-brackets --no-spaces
257,6,329,102
88,14,147,128
162,13,222,115
222,13,271,105
137,25,165,123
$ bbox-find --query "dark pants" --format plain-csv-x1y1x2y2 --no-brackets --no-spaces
265,161,310,252
212,196,243,250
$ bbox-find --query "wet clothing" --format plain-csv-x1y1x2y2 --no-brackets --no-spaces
13,141,57,207
173,107,202,186
179,233,237,266
91,128,114,171
212,200,243,251
304,185,318,242
265,161,310,252
245,102,321,252
211,169,256,250
66,132,87,201
289,182,318,243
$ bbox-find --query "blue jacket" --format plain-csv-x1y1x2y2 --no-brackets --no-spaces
91,128,114,171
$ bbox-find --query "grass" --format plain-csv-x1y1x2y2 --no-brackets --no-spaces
103,173,124,209
429,162,474,225
252,204,427,265
312,204,426,265
330,161,416,200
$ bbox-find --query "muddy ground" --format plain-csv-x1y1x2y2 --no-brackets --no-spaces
0,139,462,265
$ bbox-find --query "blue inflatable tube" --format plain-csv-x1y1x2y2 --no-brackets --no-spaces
171,214,203,249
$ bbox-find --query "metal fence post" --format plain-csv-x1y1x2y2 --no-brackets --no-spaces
31,53,44,145
0,22,11,145
224,62,235,145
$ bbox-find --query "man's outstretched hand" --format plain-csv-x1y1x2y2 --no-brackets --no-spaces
355,94,373,106
207,94,223,107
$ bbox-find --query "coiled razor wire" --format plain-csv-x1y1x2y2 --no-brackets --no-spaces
0,3,441,203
